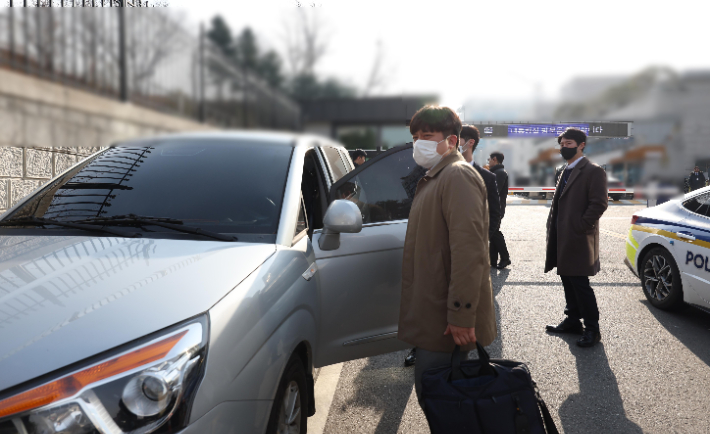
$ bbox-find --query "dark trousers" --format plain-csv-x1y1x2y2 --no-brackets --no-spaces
489,229,510,264
561,275,599,332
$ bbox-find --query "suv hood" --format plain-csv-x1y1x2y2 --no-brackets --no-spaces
0,235,275,392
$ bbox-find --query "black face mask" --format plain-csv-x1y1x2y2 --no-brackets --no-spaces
560,146,578,161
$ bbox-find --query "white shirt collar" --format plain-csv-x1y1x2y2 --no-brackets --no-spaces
565,156,585,170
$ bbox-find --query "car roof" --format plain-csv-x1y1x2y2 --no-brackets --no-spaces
117,130,347,149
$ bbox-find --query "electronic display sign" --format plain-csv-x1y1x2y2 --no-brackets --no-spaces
471,122,631,139
507,123,589,137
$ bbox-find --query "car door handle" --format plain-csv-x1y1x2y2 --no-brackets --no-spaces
676,231,696,241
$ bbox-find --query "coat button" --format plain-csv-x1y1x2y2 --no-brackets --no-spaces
465,303,471,309
454,301,461,308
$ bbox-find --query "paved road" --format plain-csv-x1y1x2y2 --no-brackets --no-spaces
313,205,710,434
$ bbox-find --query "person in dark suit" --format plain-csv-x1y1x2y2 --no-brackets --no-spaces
460,125,502,242
488,152,511,269
689,166,707,191
545,128,608,348
351,149,367,168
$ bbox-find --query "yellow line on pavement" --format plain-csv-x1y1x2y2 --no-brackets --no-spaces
600,229,627,240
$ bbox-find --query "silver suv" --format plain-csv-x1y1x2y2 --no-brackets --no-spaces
0,132,423,434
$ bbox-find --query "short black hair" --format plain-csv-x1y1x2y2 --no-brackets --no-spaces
490,151,504,163
351,149,367,160
409,105,462,139
460,125,480,148
557,127,587,146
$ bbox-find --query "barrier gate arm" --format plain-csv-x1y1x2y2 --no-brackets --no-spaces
508,187,634,194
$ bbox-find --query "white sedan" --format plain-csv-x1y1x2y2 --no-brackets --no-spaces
626,186,710,311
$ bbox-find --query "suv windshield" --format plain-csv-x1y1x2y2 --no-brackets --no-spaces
4,139,293,238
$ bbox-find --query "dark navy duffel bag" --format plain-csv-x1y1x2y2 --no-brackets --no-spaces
421,343,558,434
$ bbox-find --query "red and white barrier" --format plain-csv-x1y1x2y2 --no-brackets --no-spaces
507,187,634,194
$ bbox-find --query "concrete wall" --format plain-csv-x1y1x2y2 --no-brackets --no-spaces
0,69,214,214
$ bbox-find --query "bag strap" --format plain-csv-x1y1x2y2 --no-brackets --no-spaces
538,397,559,434
451,343,494,380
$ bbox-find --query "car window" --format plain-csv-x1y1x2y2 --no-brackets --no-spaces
338,148,354,171
5,139,293,236
295,193,308,239
322,146,348,183
333,146,426,224
683,192,710,217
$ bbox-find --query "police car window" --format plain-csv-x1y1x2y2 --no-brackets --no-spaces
322,146,348,183
334,147,426,224
683,192,710,217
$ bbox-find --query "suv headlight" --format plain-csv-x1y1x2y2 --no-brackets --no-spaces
0,316,207,434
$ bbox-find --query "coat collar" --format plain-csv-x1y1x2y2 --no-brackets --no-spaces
560,157,589,198
427,150,464,178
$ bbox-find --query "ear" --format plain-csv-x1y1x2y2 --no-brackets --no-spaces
579,142,586,152
447,135,458,147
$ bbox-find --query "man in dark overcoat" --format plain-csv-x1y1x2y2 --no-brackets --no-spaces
488,152,511,269
545,128,608,347
460,125,502,243
689,166,707,191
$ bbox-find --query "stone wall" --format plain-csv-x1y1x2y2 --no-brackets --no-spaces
0,69,214,215
0,146,101,213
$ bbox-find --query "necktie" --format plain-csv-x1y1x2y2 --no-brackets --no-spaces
561,168,572,189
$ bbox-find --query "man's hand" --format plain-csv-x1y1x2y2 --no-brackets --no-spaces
444,324,477,346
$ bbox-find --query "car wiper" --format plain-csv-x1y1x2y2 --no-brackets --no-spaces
0,217,141,238
77,214,238,242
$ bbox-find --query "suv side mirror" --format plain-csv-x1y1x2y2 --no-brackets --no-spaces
318,200,362,251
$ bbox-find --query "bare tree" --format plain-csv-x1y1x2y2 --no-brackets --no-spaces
362,39,388,97
282,5,328,77
124,9,182,94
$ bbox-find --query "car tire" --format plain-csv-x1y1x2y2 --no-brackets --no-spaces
640,247,683,310
265,353,309,434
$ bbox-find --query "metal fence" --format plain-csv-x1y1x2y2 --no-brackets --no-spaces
0,6,301,130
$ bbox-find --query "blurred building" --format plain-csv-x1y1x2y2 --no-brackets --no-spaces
300,96,437,150
460,99,554,186
560,76,628,102
602,70,710,186
529,68,710,188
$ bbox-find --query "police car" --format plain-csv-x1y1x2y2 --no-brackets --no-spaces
626,186,710,311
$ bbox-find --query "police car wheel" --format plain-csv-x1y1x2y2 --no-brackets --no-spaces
641,247,683,310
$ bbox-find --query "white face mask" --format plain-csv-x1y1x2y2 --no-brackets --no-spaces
413,137,447,169
458,140,470,154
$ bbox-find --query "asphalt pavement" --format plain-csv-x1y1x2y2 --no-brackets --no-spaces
313,204,710,434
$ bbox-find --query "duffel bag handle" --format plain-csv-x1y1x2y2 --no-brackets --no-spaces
451,343,495,380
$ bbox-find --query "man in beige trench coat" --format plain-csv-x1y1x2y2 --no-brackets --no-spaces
398,105,497,408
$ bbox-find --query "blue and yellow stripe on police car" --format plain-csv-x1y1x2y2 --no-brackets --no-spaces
630,224,710,250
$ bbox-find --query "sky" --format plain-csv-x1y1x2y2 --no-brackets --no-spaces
168,0,710,109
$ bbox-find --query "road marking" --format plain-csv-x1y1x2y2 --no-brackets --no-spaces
309,363,344,434
600,229,627,240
